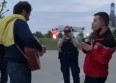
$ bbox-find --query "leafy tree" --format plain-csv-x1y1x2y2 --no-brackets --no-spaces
0,0,8,19
34,31,43,38
77,32,84,43
88,32,93,41
44,30,52,38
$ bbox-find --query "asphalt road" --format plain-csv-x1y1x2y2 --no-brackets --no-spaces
7,50,116,83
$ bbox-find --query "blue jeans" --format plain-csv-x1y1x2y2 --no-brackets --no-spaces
0,58,8,83
7,62,31,83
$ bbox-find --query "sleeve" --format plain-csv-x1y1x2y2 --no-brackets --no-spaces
71,37,79,48
82,41,91,54
58,38,64,48
14,19,43,52
104,36,116,48
92,42,115,64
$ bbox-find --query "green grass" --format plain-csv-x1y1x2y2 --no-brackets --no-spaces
38,38,58,50
37,38,84,50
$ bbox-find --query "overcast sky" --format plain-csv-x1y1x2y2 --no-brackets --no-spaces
1,0,116,35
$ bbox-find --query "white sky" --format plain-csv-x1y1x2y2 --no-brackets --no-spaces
1,0,116,35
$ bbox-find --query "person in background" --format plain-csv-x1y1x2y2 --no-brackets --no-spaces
81,12,116,83
58,26,80,83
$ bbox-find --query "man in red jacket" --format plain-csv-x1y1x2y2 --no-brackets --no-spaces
81,12,116,83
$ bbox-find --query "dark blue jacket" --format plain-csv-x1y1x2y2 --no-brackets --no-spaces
5,19,42,63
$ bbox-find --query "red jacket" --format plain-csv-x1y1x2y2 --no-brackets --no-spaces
83,29,116,77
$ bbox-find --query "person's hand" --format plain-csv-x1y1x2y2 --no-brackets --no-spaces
62,34,67,40
42,45,46,53
68,32,73,38
39,51,44,56
94,42,102,49
39,45,46,56
80,42,93,51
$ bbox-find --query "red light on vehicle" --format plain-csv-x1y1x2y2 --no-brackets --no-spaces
51,29,57,39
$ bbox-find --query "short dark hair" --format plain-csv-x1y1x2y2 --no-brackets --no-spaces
13,1,32,14
94,12,109,26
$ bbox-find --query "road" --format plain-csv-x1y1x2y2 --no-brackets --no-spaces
7,50,116,83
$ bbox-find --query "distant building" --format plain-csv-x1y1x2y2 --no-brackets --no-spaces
109,3,116,32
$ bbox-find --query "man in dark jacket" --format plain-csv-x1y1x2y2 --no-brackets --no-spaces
0,1,44,83
81,12,116,83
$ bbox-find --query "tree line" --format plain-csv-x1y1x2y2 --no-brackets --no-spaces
34,29,116,39
33,30,52,38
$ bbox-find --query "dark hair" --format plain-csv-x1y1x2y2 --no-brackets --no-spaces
64,26,72,34
94,12,109,26
13,1,32,14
